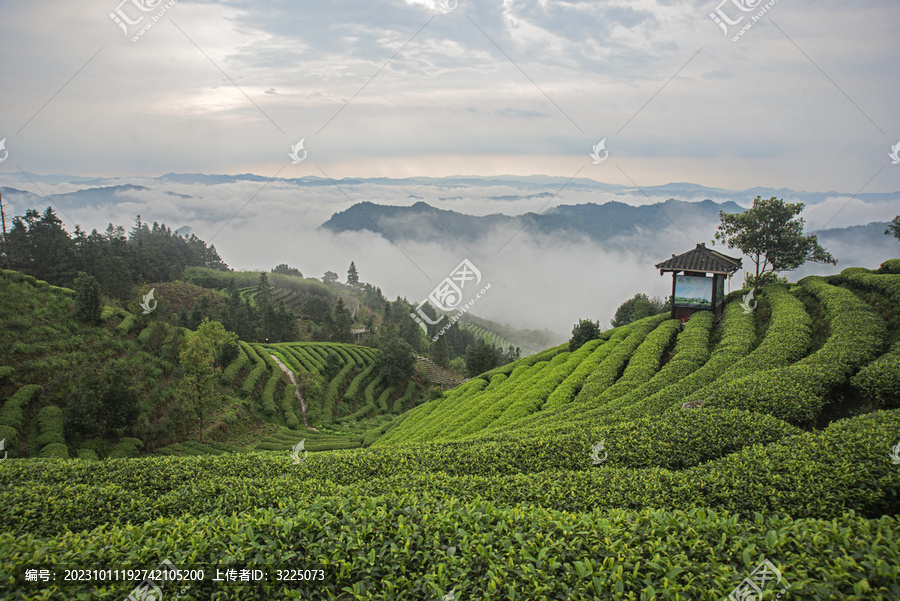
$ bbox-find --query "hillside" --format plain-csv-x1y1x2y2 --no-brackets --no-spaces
1,260,899,599
0,269,424,462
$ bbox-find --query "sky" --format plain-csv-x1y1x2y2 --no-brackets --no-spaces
1,0,899,336
1,0,898,190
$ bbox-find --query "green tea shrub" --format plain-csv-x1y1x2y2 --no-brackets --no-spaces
220,347,249,386
877,258,900,274
38,442,69,458
260,371,282,417
108,437,143,459
392,380,417,414
343,362,376,402
282,384,300,429
241,364,267,396
851,342,900,409
679,285,812,406
76,448,99,461
376,385,396,412
0,385,42,445
36,405,66,448
115,311,135,334
709,277,886,426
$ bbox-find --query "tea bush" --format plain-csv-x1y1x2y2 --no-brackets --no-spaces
851,341,900,409
708,277,886,426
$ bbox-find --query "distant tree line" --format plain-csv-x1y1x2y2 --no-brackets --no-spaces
2,208,228,299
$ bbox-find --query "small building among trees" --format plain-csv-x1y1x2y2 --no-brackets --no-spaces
655,243,741,321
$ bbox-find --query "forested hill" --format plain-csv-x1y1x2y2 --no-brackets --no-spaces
1,208,228,298
319,198,745,243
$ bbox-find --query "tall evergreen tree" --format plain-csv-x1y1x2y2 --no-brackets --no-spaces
73,272,102,323
347,261,359,285
331,297,353,343
256,272,272,308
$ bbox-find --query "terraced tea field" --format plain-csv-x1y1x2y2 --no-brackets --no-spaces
1,262,899,599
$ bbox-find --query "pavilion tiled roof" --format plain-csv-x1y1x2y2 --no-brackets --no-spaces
655,243,741,274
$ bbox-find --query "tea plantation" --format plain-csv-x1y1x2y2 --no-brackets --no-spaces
1,262,900,599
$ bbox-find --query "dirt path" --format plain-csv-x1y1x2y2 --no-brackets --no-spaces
269,353,319,432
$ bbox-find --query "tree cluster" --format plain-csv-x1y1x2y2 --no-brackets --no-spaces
1,209,228,300
610,294,670,328
464,340,521,377
203,273,299,343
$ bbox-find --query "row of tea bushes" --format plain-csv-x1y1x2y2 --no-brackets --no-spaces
541,337,609,411
836,268,900,309
3,483,899,598
440,362,556,440
392,380,417,414
5,409,896,540
627,300,758,418
578,310,715,422
36,405,67,458
708,277,886,426
679,285,812,406
594,317,681,404
573,314,670,406
0,384,42,450
220,346,249,386
371,379,483,445
851,341,900,409
477,342,569,381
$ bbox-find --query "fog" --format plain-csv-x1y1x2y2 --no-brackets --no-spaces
2,174,895,338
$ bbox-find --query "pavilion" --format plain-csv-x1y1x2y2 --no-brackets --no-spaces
655,243,742,321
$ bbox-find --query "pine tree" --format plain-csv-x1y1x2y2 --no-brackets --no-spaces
332,298,353,343
256,272,272,308
347,261,359,285
74,272,102,323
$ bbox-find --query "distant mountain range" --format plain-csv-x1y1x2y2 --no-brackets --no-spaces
4,171,900,205
320,199,744,244
1,173,896,256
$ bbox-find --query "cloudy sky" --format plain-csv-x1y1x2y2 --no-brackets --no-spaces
1,0,898,190
1,0,898,334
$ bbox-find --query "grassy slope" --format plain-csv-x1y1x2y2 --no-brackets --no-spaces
2,263,900,600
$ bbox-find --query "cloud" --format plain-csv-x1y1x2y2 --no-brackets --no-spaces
0,0,898,192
